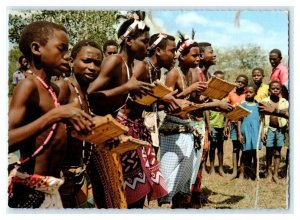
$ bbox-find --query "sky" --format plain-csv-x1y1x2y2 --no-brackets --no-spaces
149,10,289,56
7,9,290,57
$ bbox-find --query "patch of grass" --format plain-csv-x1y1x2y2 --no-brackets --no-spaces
145,140,289,210
200,140,288,210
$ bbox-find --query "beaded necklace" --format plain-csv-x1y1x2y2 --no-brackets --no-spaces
146,58,160,112
146,57,160,83
67,77,94,166
176,67,190,100
17,75,59,165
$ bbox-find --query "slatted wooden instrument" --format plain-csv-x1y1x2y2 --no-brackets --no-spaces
224,104,251,121
105,135,150,154
134,80,173,106
71,115,150,154
172,101,205,117
201,76,236,100
71,114,128,145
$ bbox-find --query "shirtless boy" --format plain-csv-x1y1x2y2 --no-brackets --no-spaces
8,21,93,208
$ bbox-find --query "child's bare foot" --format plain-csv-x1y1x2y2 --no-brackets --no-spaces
229,173,238,180
219,168,225,177
238,174,245,180
272,175,279,184
265,171,273,181
160,203,172,209
209,168,215,175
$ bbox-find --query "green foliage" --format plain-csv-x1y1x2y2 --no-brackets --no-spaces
8,47,22,96
8,10,121,96
211,44,273,84
8,10,121,48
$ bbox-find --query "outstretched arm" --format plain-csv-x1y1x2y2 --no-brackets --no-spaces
259,102,289,119
88,56,153,97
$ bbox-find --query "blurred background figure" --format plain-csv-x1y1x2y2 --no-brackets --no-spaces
12,55,29,89
103,39,119,57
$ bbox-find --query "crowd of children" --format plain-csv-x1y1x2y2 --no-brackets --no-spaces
8,12,289,209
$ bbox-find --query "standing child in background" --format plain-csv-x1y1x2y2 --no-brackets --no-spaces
208,70,226,176
261,81,288,183
237,85,262,180
252,67,269,102
225,74,248,180
8,21,94,208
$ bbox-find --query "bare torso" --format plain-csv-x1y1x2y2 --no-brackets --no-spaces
10,75,68,177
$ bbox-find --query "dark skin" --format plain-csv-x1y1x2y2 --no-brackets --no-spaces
260,82,285,143
269,52,281,69
262,82,287,183
104,45,118,57
236,86,260,179
268,83,282,128
252,69,264,88
224,76,248,137
237,87,264,144
56,45,102,166
166,47,232,119
259,102,288,119
166,47,206,99
132,38,180,114
87,32,154,116
206,73,225,137
190,45,216,96
190,45,219,128
9,29,94,178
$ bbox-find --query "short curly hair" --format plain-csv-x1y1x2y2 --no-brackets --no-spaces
19,21,67,62
71,39,102,59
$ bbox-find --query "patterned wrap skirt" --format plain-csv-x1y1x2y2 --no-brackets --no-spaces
8,167,64,208
88,147,127,208
116,112,168,205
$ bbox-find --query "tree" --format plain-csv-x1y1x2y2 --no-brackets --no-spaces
8,47,22,96
211,44,271,83
8,10,123,96
8,10,121,48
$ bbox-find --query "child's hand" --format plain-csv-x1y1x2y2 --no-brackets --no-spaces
61,98,94,134
160,90,181,112
217,101,234,112
127,76,154,98
187,81,207,94
223,126,229,137
238,134,244,144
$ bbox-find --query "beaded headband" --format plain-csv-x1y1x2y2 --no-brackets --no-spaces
118,19,146,44
147,33,168,52
176,34,195,57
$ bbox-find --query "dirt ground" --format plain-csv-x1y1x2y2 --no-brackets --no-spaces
144,139,289,210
